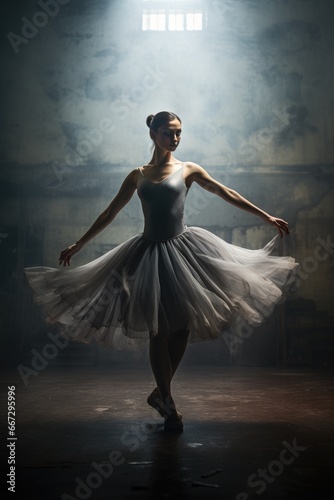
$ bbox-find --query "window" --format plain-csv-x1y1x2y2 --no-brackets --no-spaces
142,1,204,32
185,12,202,30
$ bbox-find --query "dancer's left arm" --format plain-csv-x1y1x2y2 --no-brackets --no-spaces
187,162,289,238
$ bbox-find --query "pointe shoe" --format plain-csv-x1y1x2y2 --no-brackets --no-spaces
147,388,183,420
147,388,164,417
164,412,184,432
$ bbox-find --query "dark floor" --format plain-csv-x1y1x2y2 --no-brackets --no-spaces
1,365,334,500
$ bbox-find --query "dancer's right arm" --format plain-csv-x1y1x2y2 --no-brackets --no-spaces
59,169,138,267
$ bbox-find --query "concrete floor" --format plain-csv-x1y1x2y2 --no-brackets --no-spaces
2,366,334,499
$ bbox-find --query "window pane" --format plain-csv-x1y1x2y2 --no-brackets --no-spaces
175,13,184,30
157,13,166,30
142,12,150,31
168,13,184,31
150,13,158,30
186,12,202,31
194,12,202,30
143,12,165,31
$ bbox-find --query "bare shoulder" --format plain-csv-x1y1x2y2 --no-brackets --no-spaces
126,167,142,183
116,168,141,193
184,161,211,175
183,161,211,187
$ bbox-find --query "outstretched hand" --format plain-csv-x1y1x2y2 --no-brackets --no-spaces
59,242,83,267
266,215,290,238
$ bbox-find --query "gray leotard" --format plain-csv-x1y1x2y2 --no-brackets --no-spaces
137,164,189,241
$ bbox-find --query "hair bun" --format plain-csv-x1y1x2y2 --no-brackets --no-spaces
146,114,155,128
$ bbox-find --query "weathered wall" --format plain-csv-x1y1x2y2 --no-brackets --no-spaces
1,0,333,366
2,0,334,167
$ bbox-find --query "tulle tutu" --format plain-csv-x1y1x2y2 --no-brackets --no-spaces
24,226,298,350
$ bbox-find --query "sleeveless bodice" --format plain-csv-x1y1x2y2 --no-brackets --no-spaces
137,164,189,241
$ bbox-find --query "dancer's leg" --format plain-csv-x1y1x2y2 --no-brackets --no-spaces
149,330,185,428
148,329,189,400
149,331,173,402
148,329,189,420
169,328,189,377
149,331,183,430
150,330,189,398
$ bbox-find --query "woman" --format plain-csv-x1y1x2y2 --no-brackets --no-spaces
25,111,298,431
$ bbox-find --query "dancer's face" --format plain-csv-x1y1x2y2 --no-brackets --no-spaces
151,119,182,152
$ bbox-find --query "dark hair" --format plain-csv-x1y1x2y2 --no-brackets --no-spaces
146,111,182,132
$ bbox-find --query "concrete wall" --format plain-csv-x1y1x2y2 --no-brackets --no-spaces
1,0,333,366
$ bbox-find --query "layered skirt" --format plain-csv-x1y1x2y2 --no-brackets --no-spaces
24,227,298,350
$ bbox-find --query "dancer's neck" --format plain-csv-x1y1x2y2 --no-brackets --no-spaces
149,147,176,168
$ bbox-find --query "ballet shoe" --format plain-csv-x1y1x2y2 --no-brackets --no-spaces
164,412,184,432
147,388,183,420
147,388,164,417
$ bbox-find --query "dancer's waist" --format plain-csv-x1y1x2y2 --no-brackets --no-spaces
141,224,188,242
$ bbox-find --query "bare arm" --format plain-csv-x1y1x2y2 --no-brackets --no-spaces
186,162,290,237
59,169,138,267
